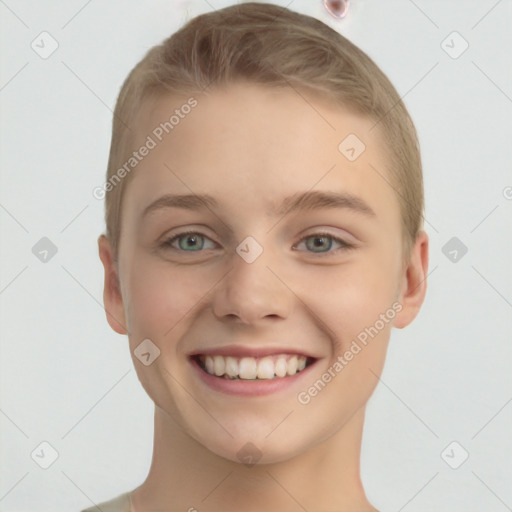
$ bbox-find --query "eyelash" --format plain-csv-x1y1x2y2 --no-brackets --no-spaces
161,230,355,256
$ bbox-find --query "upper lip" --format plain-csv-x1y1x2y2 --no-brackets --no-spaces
188,344,319,359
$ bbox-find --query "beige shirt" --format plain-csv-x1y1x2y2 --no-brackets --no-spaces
80,491,131,512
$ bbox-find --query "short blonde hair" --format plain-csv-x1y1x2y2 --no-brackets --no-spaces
104,2,424,267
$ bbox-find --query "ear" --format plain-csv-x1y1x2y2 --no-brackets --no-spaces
394,230,429,329
97,234,128,335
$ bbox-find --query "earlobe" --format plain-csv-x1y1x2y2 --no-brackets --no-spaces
97,234,128,335
394,230,429,329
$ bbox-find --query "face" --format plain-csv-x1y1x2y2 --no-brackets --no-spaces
99,81,428,465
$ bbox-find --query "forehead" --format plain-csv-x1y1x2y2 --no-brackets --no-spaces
122,82,398,228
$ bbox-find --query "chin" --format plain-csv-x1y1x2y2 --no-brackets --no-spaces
198,430,308,466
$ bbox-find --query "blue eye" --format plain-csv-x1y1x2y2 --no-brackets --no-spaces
294,233,354,255
162,231,216,252
161,231,354,255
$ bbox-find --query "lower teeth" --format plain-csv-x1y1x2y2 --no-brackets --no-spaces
222,374,284,380
217,369,303,380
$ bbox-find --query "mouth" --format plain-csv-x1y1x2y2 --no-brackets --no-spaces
189,353,317,381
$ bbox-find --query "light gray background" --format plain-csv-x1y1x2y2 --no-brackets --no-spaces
1,0,511,511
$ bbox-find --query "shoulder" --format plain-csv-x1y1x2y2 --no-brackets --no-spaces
80,491,131,512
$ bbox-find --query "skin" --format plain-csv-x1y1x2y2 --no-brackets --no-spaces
98,81,429,512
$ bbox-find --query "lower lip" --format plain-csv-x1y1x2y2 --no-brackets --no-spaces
189,356,318,397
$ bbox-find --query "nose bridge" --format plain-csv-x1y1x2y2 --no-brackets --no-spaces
212,236,290,324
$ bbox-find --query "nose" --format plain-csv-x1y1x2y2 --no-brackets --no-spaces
211,244,292,325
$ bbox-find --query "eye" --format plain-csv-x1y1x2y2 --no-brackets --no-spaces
160,230,355,255
161,231,217,252
293,232,355,255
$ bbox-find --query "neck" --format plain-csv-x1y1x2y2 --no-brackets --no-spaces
131,405,378,512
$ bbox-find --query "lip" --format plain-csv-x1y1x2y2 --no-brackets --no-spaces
189,355,319,397
188,344,319,359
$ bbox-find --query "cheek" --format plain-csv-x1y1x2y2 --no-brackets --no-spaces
124,257,215,341
305,260,398,345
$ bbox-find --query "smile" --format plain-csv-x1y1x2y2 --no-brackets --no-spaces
189,353,319,397
194,353,315,380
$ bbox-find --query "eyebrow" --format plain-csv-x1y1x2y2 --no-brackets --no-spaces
141,190,376,219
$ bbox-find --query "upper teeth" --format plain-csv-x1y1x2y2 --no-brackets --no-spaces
199,354,308,380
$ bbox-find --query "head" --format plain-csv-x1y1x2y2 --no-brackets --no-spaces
98,2,428,464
